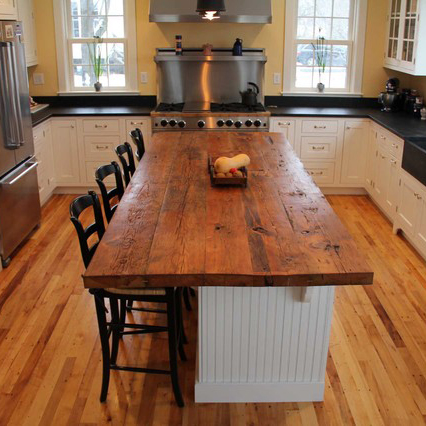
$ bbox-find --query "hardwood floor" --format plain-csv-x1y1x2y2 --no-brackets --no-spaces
1,194,426,425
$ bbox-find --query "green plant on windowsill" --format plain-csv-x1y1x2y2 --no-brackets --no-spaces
88,36,104,92
311,31,327,93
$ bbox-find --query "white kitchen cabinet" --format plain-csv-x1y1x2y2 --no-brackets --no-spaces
33,121,55,205
0,0,18,20
270,118,296,148
395,171,421,236
125,117,152,151
16,0,37,66
340,121,369,185
365,127,378,194
51,119,80,185
394,170,426,259
384,0,426,75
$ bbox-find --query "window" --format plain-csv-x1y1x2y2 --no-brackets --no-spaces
284,0,367,94
54,0,137,93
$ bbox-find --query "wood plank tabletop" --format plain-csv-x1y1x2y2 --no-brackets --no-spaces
83,132,374,289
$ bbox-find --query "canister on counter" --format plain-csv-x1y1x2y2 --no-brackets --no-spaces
175,35,182,55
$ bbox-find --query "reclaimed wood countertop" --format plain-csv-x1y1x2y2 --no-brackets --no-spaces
83,132,373,289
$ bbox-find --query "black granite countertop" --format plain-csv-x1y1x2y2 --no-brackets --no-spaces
30,95,426,142
266,106,426,140
31,106,153,127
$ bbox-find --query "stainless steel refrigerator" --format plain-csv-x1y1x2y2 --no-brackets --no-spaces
0,21,41,268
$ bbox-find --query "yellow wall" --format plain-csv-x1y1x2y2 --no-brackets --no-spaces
28,0,426,98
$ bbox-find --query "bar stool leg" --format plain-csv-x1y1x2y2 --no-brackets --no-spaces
166,288,184,407
175,289,187,361
92,291,111,403
119,299,127,335
183,287,192,311
189,287,196,297
110,298,121,365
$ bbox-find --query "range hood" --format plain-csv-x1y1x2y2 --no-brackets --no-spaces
149,0,272,24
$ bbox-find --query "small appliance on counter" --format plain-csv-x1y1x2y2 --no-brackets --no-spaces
378,78,401,112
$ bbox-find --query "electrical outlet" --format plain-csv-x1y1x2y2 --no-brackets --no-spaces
140,72,148,84
273,73,281,85
33,73,45,85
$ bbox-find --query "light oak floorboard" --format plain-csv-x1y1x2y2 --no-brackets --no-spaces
0,194,425,425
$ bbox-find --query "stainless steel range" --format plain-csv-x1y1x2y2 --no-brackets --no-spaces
151,101,270,132
152,48,270,132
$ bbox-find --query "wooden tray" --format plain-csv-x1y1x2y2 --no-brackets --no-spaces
208,157,248,187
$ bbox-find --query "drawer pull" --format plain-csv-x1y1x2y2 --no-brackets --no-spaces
312,146,326,151
278,122,291,126
96,145,109,150
390,159,397,165
309,171,324,176
380,135,386,140
314,125,327,129
95,124,108,129
131,121,144,126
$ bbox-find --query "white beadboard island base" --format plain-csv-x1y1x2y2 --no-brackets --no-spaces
195,286,335,403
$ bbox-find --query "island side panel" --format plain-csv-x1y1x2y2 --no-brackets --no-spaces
196,286,335,403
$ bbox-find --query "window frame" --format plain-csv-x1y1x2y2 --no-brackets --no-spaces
283,0,367,96
53,0,138,94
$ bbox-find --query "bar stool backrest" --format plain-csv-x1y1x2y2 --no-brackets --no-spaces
115,142,136,187
95,161,125,223
70,191,105,268
129,128,146,162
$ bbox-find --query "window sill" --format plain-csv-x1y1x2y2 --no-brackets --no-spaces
280,92,364,98
57,91,140,96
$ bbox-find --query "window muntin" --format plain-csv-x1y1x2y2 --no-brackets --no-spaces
292,0,354,92
67,0,127,89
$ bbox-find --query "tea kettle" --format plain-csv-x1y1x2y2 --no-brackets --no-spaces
240,82,260,106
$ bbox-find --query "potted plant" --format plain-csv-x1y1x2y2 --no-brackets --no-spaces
88,36,104,92
311,31,326,93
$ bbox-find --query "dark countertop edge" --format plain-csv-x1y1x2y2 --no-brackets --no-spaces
267,107,426,141
32,105,426,142
31,106,153,127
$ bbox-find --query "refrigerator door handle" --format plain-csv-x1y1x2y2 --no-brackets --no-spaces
0,161,38,186
0,41,25,149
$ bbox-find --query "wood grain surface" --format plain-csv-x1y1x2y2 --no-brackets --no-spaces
83,132,373,289
1,195,425,425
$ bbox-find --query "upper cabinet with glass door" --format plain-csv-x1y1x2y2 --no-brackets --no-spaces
384,0,426,75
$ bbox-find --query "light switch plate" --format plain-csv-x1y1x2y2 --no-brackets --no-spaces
273,73,281,85
33,73,45,85
140,72,148,84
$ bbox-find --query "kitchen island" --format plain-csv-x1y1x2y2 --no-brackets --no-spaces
84,132,373,403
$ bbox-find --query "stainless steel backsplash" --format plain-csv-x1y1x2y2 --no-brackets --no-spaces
154,48,267,104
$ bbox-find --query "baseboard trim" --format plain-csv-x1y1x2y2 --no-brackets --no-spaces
320,187,367,195
54,187,99,195
194,381,325,403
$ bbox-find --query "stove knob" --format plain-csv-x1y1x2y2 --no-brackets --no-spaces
217,119,225,127
254,119,262,128
160,119,168,127
178,120,186,128
235,120,243,128
198,120,206,128
226,119,234,127
245,119,253,127
169,119,177,127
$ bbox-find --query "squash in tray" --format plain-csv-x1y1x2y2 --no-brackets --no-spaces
214,154,251,174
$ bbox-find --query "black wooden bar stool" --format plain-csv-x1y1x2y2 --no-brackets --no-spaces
115,142,136,187
70,192,186,407
129,128,146,161
95,161,125,223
